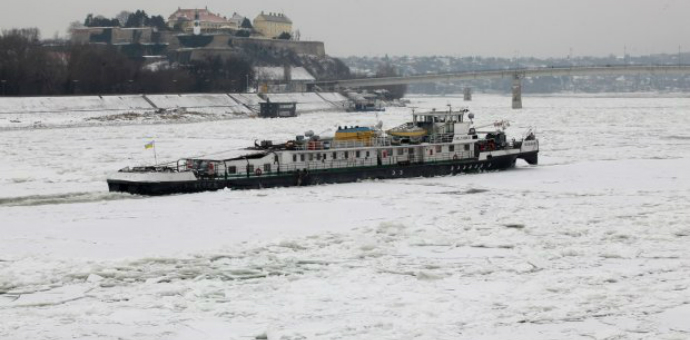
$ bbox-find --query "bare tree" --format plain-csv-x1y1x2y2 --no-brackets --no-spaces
115,11,132,27
66,21,84,39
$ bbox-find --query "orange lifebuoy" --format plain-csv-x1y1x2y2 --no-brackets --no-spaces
255,168,263,176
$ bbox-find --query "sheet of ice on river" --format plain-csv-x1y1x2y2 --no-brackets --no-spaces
2,95,690,339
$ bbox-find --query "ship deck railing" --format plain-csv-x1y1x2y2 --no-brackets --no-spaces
294,137,393,150
291,134,466,151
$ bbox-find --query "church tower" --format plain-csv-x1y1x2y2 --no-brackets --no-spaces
193,9,201,35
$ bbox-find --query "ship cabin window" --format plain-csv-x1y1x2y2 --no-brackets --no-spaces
344,151,349,159
316,153,322,160
387,149,393,156
397,148,404,156
449,145,455,152
355,151,361,158
274,155,279,163
333,152,337,159
435,145,442,153
293,154,297,162
366,151,370,158
247,164,254,174
408,148,415,154
227,166,237,174
309,153,314,161
464,144,470,151
264,164,271,172
300,154,305,162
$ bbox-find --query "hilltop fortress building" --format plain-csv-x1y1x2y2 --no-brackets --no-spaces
167,7,245,33
253,12,293,38
69,7,333,83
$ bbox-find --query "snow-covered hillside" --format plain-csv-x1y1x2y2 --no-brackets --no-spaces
1,95,689,339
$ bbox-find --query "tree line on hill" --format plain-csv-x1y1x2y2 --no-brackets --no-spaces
0,29,254,96
83,10,168,30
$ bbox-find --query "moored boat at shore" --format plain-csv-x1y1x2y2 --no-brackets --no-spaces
107,108,539,195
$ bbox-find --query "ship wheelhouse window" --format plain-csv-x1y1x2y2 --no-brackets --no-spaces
449,145,455,152
397,148,404,156
227,166,237,174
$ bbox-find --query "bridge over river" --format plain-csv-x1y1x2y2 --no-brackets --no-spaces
310,65,690,109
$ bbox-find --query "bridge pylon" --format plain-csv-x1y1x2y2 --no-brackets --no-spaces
512,74,523,109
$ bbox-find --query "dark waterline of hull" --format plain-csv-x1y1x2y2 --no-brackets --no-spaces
108,152,537,196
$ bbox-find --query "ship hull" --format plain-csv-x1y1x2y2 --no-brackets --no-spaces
107,152,537,196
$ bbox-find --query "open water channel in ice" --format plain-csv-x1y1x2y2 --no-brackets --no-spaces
1,94,690,339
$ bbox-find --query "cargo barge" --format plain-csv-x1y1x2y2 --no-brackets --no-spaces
107,108,539,195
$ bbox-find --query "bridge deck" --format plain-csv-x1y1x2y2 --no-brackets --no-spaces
313,65,690,88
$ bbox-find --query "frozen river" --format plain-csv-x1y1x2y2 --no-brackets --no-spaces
1,94,690,339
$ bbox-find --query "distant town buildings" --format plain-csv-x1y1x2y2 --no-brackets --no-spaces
253,12,293,38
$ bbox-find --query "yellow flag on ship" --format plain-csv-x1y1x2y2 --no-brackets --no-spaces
144,141,155,149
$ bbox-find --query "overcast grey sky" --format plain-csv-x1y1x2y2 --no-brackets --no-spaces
2,0,689,58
